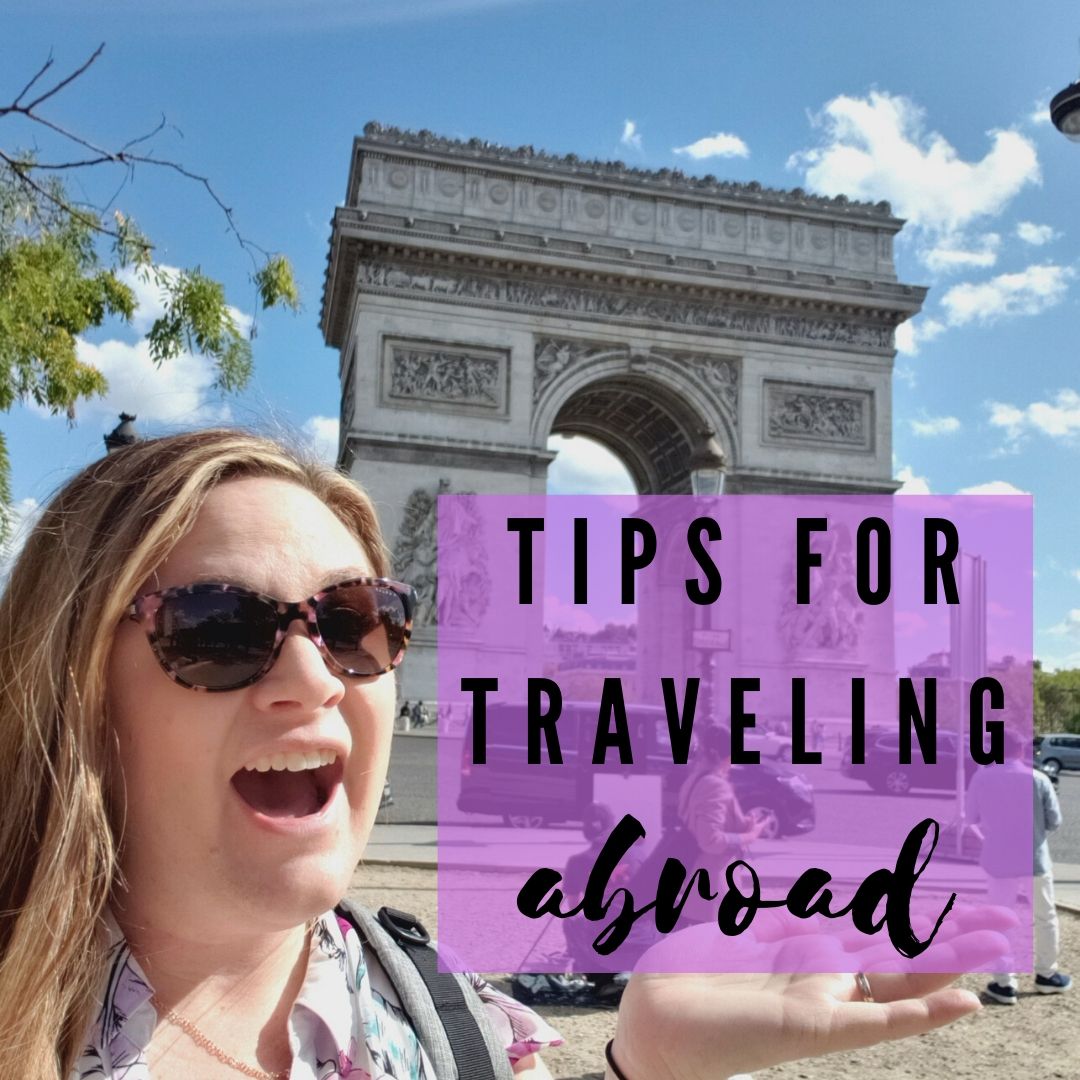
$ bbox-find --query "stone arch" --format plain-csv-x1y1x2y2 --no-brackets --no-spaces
532,347,738,495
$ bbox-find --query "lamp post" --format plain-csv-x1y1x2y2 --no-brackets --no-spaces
688,430,727,497
103,413,139,454
689,431,728,724
1050,79,1080,142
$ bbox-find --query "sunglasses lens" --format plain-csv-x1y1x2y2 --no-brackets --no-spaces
154,589,278,690
316,583,410,675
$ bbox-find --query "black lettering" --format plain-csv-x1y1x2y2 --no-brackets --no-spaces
527,677,563,764
461,677,498,764
899,678,937,765
924,518,960,604
685,517,723,605
574,517,588,604
856,517,891,604
790,678,821,765
593,678,633,765
969,676,1005,765
621,518,657,604
796,518,828,604
507,517,544,604
730,678,759,764
661,677,698,765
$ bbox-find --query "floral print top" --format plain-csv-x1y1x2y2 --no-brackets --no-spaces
73,909,562,1079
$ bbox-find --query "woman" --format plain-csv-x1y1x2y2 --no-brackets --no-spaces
0,429,986,1080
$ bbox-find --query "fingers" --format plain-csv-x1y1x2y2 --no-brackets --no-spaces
829,986,982,1053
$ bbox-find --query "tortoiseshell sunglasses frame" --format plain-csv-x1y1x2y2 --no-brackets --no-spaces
126,577,415,692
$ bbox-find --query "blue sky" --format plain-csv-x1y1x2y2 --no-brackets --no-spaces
1,0,1079,666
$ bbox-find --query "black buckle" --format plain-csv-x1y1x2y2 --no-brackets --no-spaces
378,906,431,946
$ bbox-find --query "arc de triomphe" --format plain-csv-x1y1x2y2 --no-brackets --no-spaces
321,123,925,704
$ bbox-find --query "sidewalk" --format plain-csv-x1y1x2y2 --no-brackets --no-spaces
364,822,1080,913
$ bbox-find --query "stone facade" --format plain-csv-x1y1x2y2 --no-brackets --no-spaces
322,123,926,703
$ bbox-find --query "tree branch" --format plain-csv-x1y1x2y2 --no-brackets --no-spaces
11,51,55,108
22,43,105,113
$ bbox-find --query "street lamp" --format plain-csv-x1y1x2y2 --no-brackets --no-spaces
688,431,728,725
103,413,139,454
688,431,727,496
1051,79,1080,142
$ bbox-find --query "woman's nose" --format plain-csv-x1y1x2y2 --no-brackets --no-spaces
250,620,345,713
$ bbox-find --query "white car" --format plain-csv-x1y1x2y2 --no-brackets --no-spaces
742,730,791,761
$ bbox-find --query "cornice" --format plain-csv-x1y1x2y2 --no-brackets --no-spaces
358,122,896,221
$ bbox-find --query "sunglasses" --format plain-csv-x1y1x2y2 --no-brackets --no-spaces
127,578,415,692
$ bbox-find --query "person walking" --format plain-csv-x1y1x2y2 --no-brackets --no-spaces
966,727,1072,1004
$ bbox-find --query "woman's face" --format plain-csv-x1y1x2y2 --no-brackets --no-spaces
107,476,395,936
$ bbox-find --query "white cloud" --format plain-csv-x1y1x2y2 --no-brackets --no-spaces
939,264,1073,326
1047,608,1080,637
895,316,946,356
895,465,932,495
547,434,636,495
910,415,960,436
1029,97,1052,126
0,497,42,585
789,92,1040,236
620,119,642,151
988,389,1080,443
1016,221,1059,246
789,91,1042,281
74,337,232,428
921,232,1000,274
118,266,253,339
673,132,749,160
956,480,1030,495
302,415,340,464
1070,569,1080,584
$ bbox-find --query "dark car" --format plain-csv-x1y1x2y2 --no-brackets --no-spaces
841,726,977,795
457,701,815,837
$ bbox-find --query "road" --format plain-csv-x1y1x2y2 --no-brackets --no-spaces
383,733,1080,865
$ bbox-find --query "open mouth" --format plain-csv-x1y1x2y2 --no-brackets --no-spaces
231,751,344,819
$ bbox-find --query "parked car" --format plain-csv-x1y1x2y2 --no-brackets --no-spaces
1034,733,1080,778
457,701,815,837
841,726,977,795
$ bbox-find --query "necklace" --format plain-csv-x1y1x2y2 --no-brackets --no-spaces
149,922,315,1079
151,995,290,1080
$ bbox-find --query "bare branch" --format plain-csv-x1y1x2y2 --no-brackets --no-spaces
11,51,55,108
121,113,170,152
0,149,147,248
20,156,116,171
23,43,105,114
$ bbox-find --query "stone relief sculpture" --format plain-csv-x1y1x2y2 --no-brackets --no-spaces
393,480,490,629
778,524,863,655
767,385,868,446
389,345,503,408
360,260,894,352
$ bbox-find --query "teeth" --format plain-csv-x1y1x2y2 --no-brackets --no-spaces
243,750,338,773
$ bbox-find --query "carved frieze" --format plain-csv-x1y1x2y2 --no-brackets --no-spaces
533,338,739,421
764,380,872,450
382,339,509,415
393,479,490,630
360,260,894,353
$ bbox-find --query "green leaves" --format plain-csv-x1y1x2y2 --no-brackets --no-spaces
0,161,299,541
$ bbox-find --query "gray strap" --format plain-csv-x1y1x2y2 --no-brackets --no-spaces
337,900,513,1080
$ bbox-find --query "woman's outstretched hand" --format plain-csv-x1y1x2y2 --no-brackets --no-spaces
610,969,981,1080
605,905,1013,1080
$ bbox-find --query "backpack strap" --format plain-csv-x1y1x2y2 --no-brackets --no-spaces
335,900,512,1080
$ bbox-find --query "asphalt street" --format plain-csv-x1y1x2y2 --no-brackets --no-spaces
383,732,1080,866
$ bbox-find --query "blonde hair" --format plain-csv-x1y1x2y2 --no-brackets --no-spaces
0,429,388,1079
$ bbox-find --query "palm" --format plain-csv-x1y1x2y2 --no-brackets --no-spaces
615,969,980,1079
